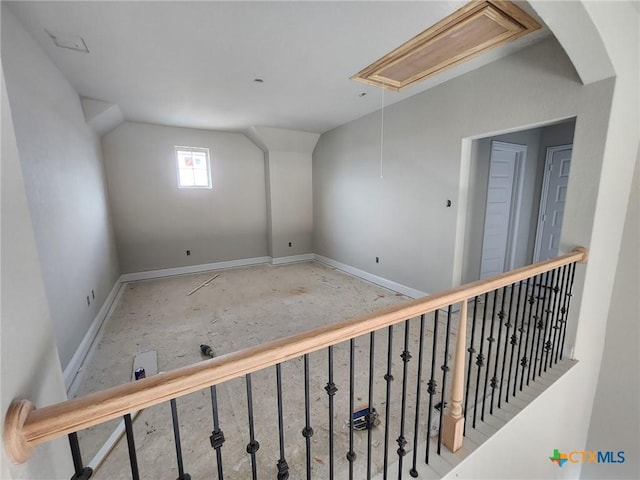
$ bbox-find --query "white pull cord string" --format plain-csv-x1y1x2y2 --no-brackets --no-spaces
380,87,385,179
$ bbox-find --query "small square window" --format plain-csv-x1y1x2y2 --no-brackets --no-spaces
175,146,211,188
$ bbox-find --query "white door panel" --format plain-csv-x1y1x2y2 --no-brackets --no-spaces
480,142,525,279
534,146,572,262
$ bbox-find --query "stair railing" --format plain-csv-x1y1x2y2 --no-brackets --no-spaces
4,247,587,479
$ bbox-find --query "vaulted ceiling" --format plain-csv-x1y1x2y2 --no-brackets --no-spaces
6,1,549,134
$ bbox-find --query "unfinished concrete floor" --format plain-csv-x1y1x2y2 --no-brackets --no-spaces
71,261,453,479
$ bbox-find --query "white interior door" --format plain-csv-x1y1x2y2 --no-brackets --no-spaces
479,142,525,278
534,145,572,262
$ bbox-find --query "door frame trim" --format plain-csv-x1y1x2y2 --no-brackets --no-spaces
533,144,573,262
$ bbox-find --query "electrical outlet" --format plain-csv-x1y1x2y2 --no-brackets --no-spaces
186,250,191,256
376,257,379,263
288,242,292,247
92,290,95,300
86,296,90,306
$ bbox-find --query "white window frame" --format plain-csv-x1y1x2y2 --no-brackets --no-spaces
175,146,212,189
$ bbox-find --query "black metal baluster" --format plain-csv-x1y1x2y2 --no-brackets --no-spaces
551,265,568,366
519,277,536,392
170,399,191,480
367,332,376,480
506,281,524,402
472,293,489,427
547,267,565,369
410,315,426,478
513,279,529,397
490,287,507,414
498,283,516,408
424,311,439,464
303,354,314,480
532,271,549,382
325,346,337,480
275,364,289,480
481,290,498,421
245,374,260,480
524,276,541,387
383,326,394,479
68,432,92,480
542,269,558,373
554,265,571,364
437,306,452,455
527,274,544,385
124,413,140,480
209,385,225,480
527,272,549,385
558,262,577,360
397,320,412,478
463,297,479,431
539,269,556,377
347,340,356,480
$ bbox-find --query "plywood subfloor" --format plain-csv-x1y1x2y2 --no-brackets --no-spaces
71,262,561,479
72,261,434,479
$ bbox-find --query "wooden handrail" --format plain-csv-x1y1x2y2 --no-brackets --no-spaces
3,247,587,464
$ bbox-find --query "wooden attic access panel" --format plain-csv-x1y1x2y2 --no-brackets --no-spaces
352,0,541,91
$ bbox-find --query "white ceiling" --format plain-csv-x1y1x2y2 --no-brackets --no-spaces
7,1,549,134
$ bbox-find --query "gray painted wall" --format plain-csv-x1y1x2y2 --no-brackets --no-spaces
1,7,120,369
539,120,576,157
583,152,639,479
1,64,72,479
461,120,576,283
312,41,621,478
313,38,610,295
101,122,268,273
267,151,314,259
246,126,318,260
445,2,638,477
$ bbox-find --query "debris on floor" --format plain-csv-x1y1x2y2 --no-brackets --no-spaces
434,401,447,412
131,350,158,381
347,405,379,431
200,344,215,358
187,273,219,296
320,280,339,289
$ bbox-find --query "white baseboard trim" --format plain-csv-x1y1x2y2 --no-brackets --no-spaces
270,253,314,265
63,277,123,391
64,254,305,391
120,256,271,282
313,254,427,299
65,253,421,394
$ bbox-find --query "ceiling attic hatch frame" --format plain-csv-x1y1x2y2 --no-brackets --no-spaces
352,0,541,91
